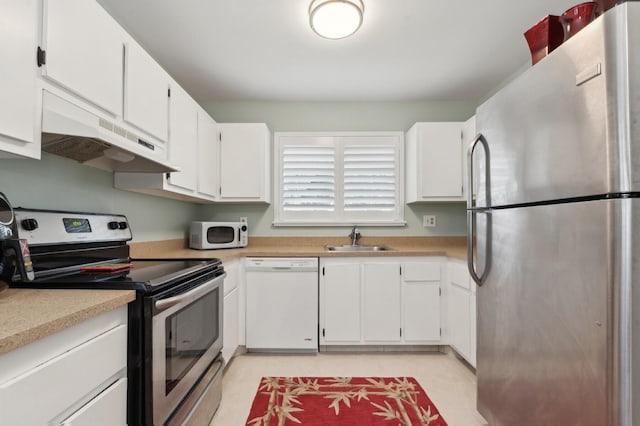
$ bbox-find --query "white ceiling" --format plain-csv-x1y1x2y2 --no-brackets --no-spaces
97,0,581,103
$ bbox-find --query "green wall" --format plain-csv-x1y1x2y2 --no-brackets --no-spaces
0,154,198,242
0,101,475,242
199,100,475,236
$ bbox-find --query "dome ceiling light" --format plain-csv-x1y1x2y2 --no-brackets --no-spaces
309,0,365,40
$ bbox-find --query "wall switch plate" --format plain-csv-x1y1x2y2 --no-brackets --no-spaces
423,215,436,227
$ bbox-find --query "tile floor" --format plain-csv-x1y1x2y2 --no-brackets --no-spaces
210,351,487,425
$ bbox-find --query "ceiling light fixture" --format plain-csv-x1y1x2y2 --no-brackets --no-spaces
309,0,364,40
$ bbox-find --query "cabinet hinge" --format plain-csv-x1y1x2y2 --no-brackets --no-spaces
399,266,402,275
440,328,442,337
322,328,325,337
219,186,222,196
219,132,222,142
37,46,46,67
439,287,441,296
165,172,171,180
168,88,171,97
400,328,402,337
322,267,325,276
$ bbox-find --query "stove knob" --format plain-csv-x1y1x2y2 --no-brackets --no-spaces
118,221,128,230
108,221,119,230
21,218,38,231
241,225,248,232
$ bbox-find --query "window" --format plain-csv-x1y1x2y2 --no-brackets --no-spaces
274,132,404,225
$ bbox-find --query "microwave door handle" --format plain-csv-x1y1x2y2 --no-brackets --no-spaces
155,273,226,313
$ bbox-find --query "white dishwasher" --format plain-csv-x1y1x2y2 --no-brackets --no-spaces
245,257,318,351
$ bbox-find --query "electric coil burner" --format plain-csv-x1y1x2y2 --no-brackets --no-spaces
8,208,226,425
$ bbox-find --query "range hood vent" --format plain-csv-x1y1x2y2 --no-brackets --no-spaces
41,91,178,173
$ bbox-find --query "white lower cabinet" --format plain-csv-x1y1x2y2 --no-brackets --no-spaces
320,257,442,346
222,260,240,363
322,262,361,342
0,306,128,425
446,259,476,367
402,262,442,342
363,263,401,342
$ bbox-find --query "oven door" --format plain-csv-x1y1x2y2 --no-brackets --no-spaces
151,272,225,425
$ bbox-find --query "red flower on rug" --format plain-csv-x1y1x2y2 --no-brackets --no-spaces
246,377,448,425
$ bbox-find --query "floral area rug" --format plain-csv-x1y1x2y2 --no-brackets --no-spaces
246,377,448,425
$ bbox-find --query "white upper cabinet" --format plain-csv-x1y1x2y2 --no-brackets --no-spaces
406,122,464,202
197,108,220,198
462,115,477,202
124,40,169,142
0,0,39,159
218,123,271,203
166,83,198,191
41,0,123,115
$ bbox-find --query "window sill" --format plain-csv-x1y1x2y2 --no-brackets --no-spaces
272,221,407,227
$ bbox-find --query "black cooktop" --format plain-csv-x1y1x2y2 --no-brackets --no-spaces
10,258,223,294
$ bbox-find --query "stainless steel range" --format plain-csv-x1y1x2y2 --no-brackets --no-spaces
5,207,225,425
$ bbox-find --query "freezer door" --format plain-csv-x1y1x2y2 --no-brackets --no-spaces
475,7,620,209
475,200,611,426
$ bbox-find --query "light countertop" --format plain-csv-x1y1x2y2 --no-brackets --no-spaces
0,288,135,355
129,236,468,263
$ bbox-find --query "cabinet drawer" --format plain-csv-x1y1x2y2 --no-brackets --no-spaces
62,377,127,425
0,325,127,424
403,262,440,282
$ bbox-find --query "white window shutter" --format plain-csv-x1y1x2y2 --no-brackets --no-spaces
274,132,404,225
343,146,397,212
282,146,335,212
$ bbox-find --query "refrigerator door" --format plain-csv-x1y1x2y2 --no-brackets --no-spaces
476,200,611,426
473,5,639,209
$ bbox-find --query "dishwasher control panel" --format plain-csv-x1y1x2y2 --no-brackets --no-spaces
245,257,318,271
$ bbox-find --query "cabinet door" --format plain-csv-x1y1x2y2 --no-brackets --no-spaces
166,84,198,191
219,123,270,201
419,123,463,198
124,41,169,141
42,0,123,115
448,283,471,358
222,288,239,363
0,0,38,155
322,263,361,342
362,263,401,342
461,115,476,201
197,109,219,198
402,262,441,342
403,283,441,342
61,378,127,426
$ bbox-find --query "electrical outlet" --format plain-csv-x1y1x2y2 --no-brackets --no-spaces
423,215,436,227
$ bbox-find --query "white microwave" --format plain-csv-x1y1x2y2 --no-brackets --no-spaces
189,219,248,250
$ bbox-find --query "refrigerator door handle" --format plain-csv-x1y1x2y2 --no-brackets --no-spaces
467,133,489,209
467,210,489,286
467,134,490,286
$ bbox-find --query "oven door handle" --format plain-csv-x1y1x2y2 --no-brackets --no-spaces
154,272,226,313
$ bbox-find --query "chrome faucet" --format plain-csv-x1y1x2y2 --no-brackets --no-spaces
348,226,361,246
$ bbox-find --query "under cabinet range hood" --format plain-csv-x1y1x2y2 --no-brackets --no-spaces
41,90,178,173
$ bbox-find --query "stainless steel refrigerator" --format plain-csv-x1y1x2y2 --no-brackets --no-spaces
468,3,640,425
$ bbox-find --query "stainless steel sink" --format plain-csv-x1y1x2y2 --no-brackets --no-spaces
325,245,393,252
